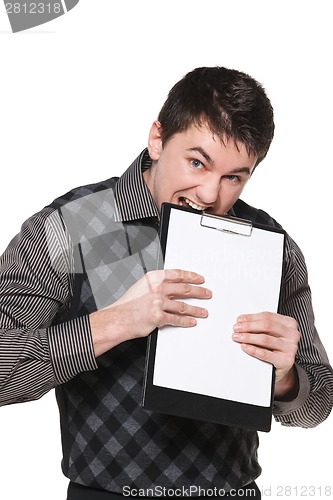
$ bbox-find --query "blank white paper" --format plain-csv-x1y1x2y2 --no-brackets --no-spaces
153,209,284,407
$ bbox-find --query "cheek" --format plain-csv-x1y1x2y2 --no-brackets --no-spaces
237,182,248,197
155,175,179,202
218,184,244,209
230,186,245,204
168,175,192,195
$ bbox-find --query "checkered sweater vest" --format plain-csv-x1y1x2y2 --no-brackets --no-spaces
48,179,273,493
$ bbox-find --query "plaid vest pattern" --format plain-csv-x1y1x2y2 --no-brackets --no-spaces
48,179,271,493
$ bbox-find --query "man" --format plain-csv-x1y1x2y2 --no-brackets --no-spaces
0,67,332,500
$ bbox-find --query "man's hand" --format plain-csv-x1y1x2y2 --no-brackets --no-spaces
90,269,212,357
232,312,300,400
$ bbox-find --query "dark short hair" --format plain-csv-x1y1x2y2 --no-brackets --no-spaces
157,66,274,165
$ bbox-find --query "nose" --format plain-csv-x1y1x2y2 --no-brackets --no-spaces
196,176,221,205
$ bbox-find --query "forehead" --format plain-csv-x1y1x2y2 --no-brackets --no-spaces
167,124,257,168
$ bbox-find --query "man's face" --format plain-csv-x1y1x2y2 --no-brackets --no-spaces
143,122,257,216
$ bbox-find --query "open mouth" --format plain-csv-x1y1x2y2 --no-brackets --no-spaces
178,197,207,212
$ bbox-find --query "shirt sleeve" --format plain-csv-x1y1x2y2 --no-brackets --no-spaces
273,234,333,427
0,208,97,407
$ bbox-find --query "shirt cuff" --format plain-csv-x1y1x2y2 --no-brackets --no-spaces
273,363,310,416
47,315,98,384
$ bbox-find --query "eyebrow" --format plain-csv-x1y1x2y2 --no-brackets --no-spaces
186,147,253,175
228,166,252,176
186,147,215,166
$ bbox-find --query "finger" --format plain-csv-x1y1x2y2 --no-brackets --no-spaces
164,298,209,318
234,313,298,340
144,269,205,293
237,311,298,329
162,282,212,300
233,331,298,378
240,343,297,379
160,312,198,328
163,269,206,284
240,342,287,366
232,332,284,351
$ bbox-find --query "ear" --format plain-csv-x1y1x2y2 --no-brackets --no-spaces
148,121,163,160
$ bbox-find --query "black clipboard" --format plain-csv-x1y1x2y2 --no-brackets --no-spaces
142,203,285,432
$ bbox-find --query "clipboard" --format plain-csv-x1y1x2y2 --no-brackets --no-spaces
142,203,285,432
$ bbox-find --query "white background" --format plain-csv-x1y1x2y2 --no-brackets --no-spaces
0,1,332,499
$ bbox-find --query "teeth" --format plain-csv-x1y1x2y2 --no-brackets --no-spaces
185,198,205,211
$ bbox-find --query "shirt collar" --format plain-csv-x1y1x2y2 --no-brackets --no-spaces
114,149,159,223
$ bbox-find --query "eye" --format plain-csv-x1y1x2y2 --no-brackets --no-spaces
226,175,241,183
190,159,203,169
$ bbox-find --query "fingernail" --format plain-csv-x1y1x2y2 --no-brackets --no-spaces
205,288,212,296
232,332,241,340
233,323,242,332
201,308,208,317
191,272,204,280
